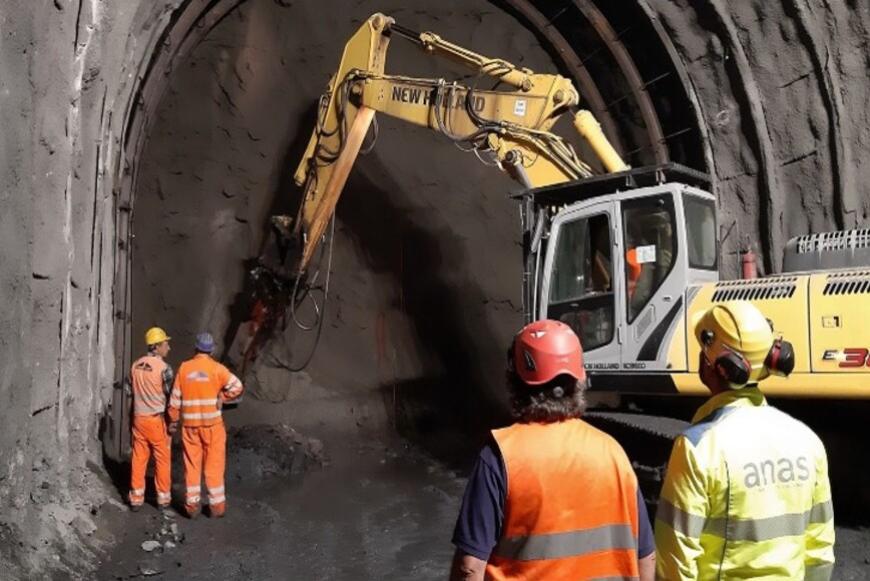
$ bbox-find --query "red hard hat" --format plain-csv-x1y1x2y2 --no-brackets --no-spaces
510,319,586,386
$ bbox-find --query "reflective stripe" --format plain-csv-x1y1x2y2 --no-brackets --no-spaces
134,403,166,414
186,486,201,493
809,500,834,523
656,498,705,538
171,388,181,398
169,398,181,408
182,411,222,420
181,399,218,407
206,494,226,505
208,485,225,495
135,392,166,403
659,498,829,542
157,492,171,501
493,524,636,561
719,513,809,541
706,511,810,542
805,562,834,581
130,488,145,496
133,407,165,416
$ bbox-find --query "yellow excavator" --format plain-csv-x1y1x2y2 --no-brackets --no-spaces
265,12,870,399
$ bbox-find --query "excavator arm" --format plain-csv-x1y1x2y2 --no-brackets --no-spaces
290,12,629,274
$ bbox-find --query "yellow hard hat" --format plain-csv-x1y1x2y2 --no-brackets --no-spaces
145,327,171,346
693,301,774,386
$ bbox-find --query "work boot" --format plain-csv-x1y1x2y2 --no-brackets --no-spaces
209,502,226,519
129,503,142,513
185,504,201,520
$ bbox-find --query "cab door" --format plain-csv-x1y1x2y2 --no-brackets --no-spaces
617,188,688,371
539,200,623,371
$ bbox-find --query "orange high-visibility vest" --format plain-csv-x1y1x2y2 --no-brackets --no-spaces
626,248,642,299
486,419,641,581
131,355,171,416
169,354,243,427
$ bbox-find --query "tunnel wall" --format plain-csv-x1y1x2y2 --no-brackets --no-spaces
0,1,186,575
0,0,869,576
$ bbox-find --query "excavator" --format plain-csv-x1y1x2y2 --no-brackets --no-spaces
243,12,870,400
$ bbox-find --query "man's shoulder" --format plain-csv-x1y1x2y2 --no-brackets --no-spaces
680,403,744,447
133,354,165,370
495,418,628,456
761,405,826,449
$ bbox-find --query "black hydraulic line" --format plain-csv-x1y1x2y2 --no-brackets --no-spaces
388,22,423,44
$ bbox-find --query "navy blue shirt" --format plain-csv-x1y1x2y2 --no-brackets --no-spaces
452,440,655,561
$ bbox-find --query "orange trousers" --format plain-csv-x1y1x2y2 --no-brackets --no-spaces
182,423,227,514
129,415,172,507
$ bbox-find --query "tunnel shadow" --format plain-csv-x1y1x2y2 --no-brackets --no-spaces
336,159,513,469
220,107,514,469
220,102,319,368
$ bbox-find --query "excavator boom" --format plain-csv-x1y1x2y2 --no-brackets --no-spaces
290,13,628,274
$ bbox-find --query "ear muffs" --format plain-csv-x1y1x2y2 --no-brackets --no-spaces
765,338,795,377
699,327,751,385
714,349,752,385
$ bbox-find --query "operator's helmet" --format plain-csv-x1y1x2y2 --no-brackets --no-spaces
693,301,794,388
508,319,586,386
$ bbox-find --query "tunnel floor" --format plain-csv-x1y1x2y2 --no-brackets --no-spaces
94,401,466,580
91,400,870,580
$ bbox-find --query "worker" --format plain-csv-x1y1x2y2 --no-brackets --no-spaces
655,301,835,580
450,319,656,581
626,246,642,298
129,327,174,512
168,332,244,519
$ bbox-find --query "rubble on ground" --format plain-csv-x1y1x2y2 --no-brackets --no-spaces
226,423,328,482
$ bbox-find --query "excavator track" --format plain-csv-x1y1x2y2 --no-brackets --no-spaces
585,411,688,510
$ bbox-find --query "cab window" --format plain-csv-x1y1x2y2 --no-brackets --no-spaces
684,195,717,270
547,213,615,351
622,195,677,322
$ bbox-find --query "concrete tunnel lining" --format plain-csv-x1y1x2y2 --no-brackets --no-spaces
3,0,870,576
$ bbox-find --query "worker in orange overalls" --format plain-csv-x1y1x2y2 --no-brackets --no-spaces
129,327,174,512
168,332,243,519
449,320,655,580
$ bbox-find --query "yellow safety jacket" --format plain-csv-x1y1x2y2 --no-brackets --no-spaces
654,387,834,580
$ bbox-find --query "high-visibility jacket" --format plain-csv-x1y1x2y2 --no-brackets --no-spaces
626,248,642,299
168,354,243,427
487,419,641,581
655,387,835,580
130,354,173,416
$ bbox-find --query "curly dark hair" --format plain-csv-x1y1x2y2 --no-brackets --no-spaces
509,372,587,423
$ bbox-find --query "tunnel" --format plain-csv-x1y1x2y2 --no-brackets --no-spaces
1,0,870,577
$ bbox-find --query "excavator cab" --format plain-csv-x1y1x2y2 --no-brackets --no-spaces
521,164,717,381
